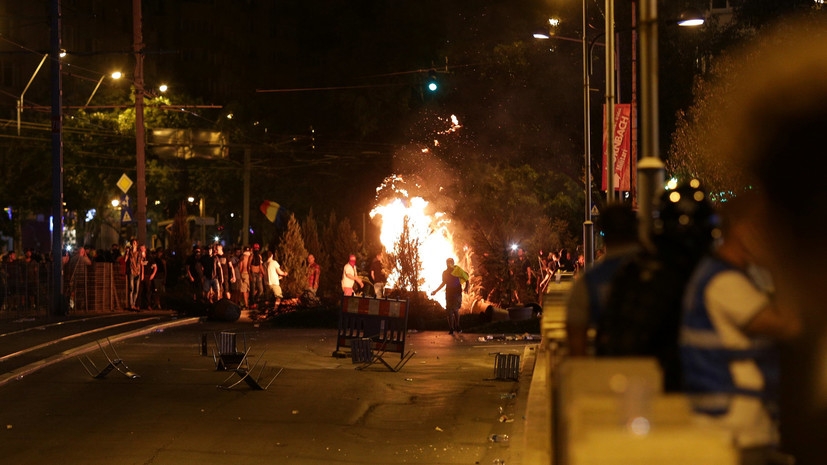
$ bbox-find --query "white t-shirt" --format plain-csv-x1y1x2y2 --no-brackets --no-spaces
341,263,356,288
697,269,777,448
266,259,283,287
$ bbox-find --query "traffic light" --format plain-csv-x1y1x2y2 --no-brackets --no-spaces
425,69,438,92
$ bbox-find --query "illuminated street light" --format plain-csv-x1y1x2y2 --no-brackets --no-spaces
535,5,703,266
533,17,561,39
534,12,595,267
677,10,705,27
159,84,168,93
84,71,123,108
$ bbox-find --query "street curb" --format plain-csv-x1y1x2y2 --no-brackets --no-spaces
522,344,552,464
0,317,201,387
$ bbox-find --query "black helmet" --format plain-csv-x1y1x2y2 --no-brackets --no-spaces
652,179,718,257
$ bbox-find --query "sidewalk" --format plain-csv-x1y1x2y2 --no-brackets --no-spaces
522,278,572,463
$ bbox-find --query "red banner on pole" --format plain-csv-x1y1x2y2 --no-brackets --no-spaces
602,103,632,191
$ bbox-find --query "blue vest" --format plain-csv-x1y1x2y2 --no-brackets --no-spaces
681,256,779,416
584,254,628,326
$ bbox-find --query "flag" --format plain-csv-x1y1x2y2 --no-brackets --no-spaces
601,103,632,191
259,200,282,223
451,265,469,286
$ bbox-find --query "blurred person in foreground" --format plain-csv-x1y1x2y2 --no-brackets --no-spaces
681,196,800,465
596,179,718,392
706,16,827,465
566,203,640,356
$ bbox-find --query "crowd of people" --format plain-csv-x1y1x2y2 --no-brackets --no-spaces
0,241,170,313
0,248,50,311
116,239,167,312
184,242,296,316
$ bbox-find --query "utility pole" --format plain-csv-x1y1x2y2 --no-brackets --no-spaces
133,0,147,245
50,0,64,316
243,147,251,246
605,0,617,203
582,0,594,268
637,0,664,248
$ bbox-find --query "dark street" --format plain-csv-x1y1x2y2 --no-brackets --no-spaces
0,315,539,465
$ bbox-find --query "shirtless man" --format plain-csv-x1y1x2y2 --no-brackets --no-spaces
238,246,251,308
249,243,265,308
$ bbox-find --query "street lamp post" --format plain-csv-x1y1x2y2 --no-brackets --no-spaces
605,0,617,204
637,0,664,248
133,0,148,246
84,71,122,109
581,0,594,267
18,54,49,136
536,11,600,268
50,0,63,317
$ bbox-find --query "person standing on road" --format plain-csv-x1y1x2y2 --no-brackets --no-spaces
249,244,265,308
431,258,469,335
228,247,241,304
125,239,142,311
214,244,235,300
185,246,205,302
238,247,252,308
265,251,288,314
512,248,534,304
152,248,167,310
369,252,387,298
341,254,362,296
306,253,321,295
139,244,156,310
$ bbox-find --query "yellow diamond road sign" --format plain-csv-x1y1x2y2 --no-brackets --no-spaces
117,174,133,194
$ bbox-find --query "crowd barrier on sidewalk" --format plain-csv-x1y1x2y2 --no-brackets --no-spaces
335,296,415,371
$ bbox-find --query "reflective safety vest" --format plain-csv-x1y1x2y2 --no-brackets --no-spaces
680,256,779,417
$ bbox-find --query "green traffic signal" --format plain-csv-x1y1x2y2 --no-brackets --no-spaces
426,69,438,92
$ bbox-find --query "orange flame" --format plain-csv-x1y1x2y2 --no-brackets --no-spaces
370,175,456,294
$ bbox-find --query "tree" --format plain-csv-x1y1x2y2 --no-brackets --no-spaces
170,201,192,260
319,211,339,298
301,208,325,269
667,63,748,198
666,2,827,198
389,216,423,298
278,213,309,298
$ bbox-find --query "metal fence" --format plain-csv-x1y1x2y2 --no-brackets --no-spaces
0,261,127,320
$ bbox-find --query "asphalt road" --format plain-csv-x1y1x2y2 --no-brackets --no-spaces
0,313,539,465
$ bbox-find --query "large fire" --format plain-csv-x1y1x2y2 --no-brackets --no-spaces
370,175,457,295
370,114,468,297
